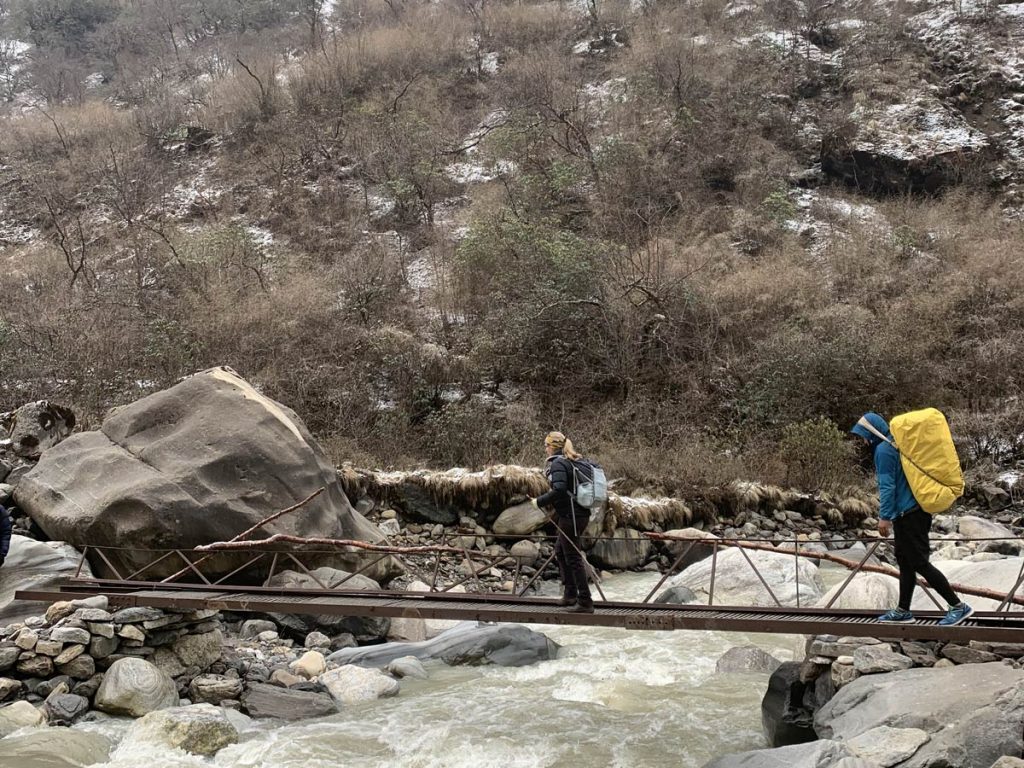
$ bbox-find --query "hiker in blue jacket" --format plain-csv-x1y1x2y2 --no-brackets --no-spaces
851,412,972,626
0,503,12,568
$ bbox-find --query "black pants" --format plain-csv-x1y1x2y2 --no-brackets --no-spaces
894,507,960,610
554,513,592,606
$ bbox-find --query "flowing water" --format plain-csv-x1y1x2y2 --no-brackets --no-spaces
74,574,805,768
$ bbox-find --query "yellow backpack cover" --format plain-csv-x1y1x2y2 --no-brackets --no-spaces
889,408,964,514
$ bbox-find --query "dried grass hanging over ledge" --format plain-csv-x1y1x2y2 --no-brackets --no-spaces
339,466,877,531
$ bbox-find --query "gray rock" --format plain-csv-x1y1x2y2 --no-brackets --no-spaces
35,639,63,657
58,653,96,680
492,501,547,536
0,537,93,626
991,758,1024,768
670,547,823,607
241,682,338,720
240,620,277,639
702,738,852,768
90,635,119,659
815,662,1024,768
94,657,178,717
0,460,10,483
509,539,540,565
387,656,428,679
0,727,111,767
189,674,244,705
328,622,559,668
0,484,12,504
0,677,21,701
112,607,164,624
716,646,783,674
899,642,937,667
653,585,700,605
0,700,45,736
127,703,239,757
6,400,75,458
14,367,391,582
0,646,19,671
73,674,103,700
846,726,929,767
853,645,913,674
44,693,90,725
304,631,330,649
941,644,1000,664
73,609,112,622
589,528,651,570
762,662,817,747
17,653,53,677
266,569,388,641
319,665,400,705
661,527,719,570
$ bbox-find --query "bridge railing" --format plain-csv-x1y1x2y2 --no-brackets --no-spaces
61,530,1024,614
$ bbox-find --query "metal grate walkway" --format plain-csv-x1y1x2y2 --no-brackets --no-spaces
16,580,1024,643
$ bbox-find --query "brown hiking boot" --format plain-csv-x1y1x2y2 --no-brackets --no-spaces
557,596,578,607
567,602,594,614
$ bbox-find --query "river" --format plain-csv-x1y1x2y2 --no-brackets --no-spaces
76,573,804,768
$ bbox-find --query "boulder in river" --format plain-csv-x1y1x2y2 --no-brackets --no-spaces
669,547,823,607
127,704,239,757
0,729,111,768
716,646,783,675
815,573,898,612
815,662,1024,768
328,621,559,668
319,665,400,706
265,568,389,641
0,699,45,736
702,738,853,768
15,367,393,583
241,682,338,720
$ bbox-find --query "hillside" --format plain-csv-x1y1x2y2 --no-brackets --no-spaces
0,0,1022,489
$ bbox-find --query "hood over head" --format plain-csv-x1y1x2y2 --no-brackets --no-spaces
851,412,891,447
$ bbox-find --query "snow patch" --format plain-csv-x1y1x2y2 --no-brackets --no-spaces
446,159,516,185
850,99,989,162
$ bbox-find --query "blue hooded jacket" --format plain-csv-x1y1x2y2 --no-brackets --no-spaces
851,412,918,521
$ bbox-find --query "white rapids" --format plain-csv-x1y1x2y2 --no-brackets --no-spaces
69,573,804,768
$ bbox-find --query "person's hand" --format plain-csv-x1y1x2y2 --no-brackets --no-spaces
530,498,540,509
878,519,892,537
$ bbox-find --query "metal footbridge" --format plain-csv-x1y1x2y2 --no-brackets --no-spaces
14,534,1024,644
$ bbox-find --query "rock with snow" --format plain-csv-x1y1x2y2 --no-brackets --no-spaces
822,97,990,195
14,367,390,582
5,400,75,458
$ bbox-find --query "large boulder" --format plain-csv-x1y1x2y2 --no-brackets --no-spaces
492,501,547,536
4,400,76,458
669,547,823,607
716,646,783,675
588,528,652,570
126,704,239,756
815,573,899,612
702,739,853,768
910,558,1024,612
319,665,400,706
958,516,1021,555
762,661,818,748
815,662,1024,768
822,96,990,195
0,729,111,768
661,528,719,571
151,629,224,678
94,657,178,717
0,536,92,625
0,700,45,736
265,568,389,641
328,622,559,668
14,367,390,581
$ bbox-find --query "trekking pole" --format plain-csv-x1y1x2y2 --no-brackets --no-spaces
548,515,607,602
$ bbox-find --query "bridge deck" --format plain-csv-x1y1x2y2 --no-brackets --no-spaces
16,580,1024,643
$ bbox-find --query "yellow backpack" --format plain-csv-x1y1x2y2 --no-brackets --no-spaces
889,408,964,514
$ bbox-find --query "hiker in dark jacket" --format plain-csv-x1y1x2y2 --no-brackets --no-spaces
851,412,972,626
534,431,594,613
0,504,12,568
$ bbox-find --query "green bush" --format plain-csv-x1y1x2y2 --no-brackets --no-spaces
777,417,857,491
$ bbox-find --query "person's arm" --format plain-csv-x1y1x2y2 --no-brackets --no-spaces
0,505,11,565
875,447,899,522
536,459,571,509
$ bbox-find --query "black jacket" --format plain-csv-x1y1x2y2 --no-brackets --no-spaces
0,504,11,560
537,453,586,519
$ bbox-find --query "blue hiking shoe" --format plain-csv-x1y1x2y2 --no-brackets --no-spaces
877,608,915,623
939,603,974,626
